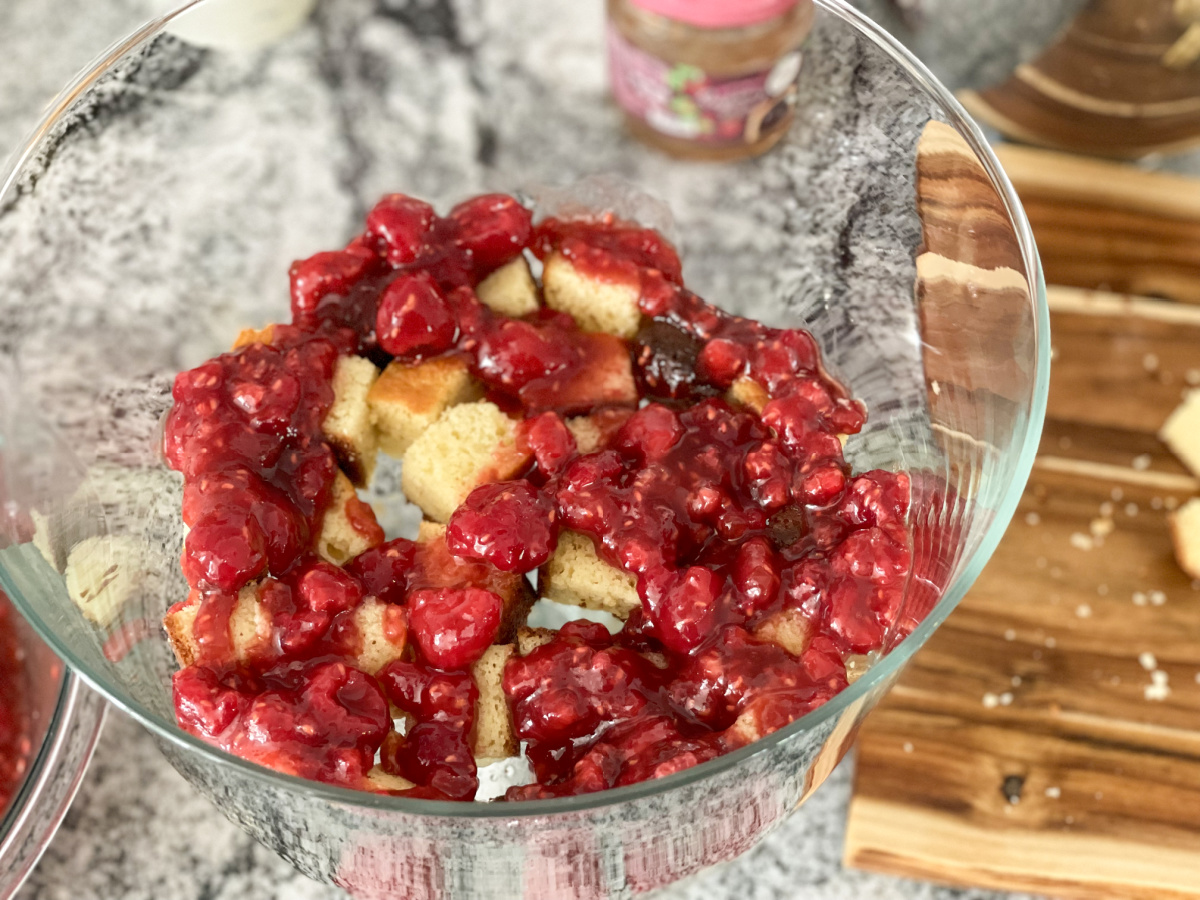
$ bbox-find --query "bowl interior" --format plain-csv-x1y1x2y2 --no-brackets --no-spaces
0,0,1046,823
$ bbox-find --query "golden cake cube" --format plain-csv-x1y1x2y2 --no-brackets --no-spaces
368,356,482,458
401,401,530,523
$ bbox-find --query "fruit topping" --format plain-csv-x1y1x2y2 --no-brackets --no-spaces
376,273,458,360
446,481,557,573
162,190,913,803
365,194,436,266
407,587,503,669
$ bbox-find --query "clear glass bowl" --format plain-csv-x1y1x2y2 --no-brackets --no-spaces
0,0,1048,897
0,593,105,900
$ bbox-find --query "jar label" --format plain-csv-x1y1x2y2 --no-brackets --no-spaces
607,26,804,146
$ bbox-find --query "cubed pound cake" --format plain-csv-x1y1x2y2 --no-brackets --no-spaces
164,583,272,667
371,641,516,789
845,654,873,684
566,416,603,456
516,626,557,656
725,706,767,748
231,331,381,486
64,534,148,628
540,530,640,620
516,625,665,671
316,471,385,565
751,607,812,657
728,377,770,414
322,355,381,487
165,586,406,675
368,356,482,457
1160,390,1200,478
521,331,639,415
416,519,446,545
542,252,642,339
566,409,634,455
365,767,415,794
1169,497,1200,580
349,597,410,675
470,644,517,762
401,401,531,523
30,509,59,572
476,256,540,318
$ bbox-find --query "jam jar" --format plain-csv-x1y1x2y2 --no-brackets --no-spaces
606,0,815,160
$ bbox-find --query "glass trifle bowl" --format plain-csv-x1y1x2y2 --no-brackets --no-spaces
0,0,1048,898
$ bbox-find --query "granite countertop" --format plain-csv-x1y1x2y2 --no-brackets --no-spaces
0,2,1037,899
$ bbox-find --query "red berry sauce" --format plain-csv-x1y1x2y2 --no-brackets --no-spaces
0,591,30,816
531,215,684,288
174,660,391,785
446,481,558,573
164,191,913,801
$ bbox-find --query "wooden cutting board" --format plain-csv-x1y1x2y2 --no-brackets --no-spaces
958,0,1200,160
843,288,1200,896
994,145,1200,305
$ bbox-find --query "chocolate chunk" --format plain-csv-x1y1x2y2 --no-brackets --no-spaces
632,319,717,402
767,506,807,550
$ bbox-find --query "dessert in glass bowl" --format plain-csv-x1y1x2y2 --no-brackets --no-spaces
162,190,912,802
0,0,1048,894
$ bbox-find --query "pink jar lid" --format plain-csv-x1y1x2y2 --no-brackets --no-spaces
628,0,800,29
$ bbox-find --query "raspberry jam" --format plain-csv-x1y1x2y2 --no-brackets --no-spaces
531,215,684,287
174,660,391,785
164,191,913,801
0,592,30,815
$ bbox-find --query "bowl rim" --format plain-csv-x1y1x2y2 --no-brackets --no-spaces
0,672,106,900
0,0,1050,818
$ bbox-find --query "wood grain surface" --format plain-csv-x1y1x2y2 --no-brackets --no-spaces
995,145,1200,305
844,286,1200,898
959,0,1200,158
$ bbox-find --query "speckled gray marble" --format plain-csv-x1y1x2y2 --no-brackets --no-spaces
0,2,1042,899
